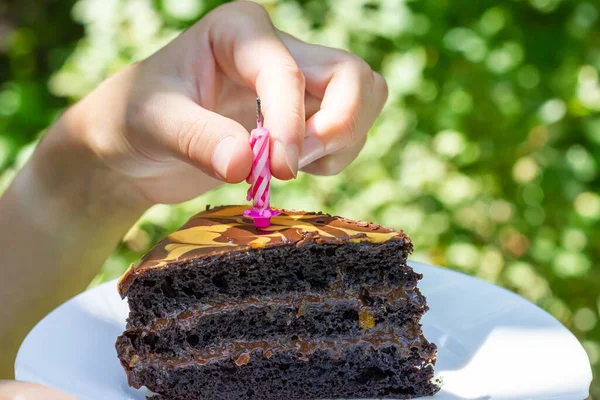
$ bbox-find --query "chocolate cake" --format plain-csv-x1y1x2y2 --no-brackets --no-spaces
116,205,439,399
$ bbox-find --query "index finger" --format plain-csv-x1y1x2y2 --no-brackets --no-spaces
206,2,305,179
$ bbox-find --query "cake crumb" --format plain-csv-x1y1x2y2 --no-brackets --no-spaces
358,309,375,329
234,352,251,366
128,355,140,367
296,299,306,318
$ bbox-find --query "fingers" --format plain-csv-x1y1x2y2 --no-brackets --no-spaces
136,2,383,182
206,2,305,180
131,89,253,183
301,71,387,171
300,135,367,176
214,83,321,133
299,61,386,169
280,33,388,173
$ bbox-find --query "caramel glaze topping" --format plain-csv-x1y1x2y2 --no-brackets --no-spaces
118,205,411,296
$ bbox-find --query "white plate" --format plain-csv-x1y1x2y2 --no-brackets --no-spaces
15,262,592,400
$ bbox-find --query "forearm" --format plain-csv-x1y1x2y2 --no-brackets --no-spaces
0,112,149,378
0,380,77,399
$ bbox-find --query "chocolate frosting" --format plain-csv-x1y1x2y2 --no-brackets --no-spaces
118,205,410,296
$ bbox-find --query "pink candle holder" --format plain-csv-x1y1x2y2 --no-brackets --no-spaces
244,97,279,228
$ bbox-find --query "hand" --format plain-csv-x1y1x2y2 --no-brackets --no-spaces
67,1,388,205
0,1,388,378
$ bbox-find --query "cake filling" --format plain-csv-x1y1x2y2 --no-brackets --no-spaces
119,327,429,370
119,286,427,356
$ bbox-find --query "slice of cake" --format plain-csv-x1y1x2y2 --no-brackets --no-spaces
116,205,439,399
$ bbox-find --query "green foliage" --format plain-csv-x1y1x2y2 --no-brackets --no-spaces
1,0,598,395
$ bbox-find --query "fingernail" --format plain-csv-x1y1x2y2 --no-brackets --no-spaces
299,136,325,168
212,136,238,180
286,143,299,178
326,138,349,154
274,140,299,178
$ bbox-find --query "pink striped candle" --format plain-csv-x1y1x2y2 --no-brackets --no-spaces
243,98,280,228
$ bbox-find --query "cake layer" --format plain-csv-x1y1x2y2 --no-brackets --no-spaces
115,205,439,398
119,287,427,357
117,332,439,400
119,205,413,296
125,241,419,327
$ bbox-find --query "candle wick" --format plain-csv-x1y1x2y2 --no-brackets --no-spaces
256,96,263,128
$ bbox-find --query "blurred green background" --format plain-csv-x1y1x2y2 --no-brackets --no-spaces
1,0,598,396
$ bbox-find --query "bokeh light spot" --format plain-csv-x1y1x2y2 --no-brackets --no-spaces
489,200,513,223
529,0,562,13
566,145,597,181
582,340,599,365
446,242,480,271
512,157,540,184
433,130,465,158
574,192,600,219
574,307,598,332
0,84,21,117
478,7,505,36
486,42,524,74
539,99,567,124
163,0,202,20
553,251,591,277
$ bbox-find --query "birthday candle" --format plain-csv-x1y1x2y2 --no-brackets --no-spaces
243,97,280,228
246,117,271,208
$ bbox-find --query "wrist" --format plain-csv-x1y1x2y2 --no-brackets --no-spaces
67,98,153,205
22,110,151,232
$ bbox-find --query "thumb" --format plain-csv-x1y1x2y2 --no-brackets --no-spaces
143,91,253,183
